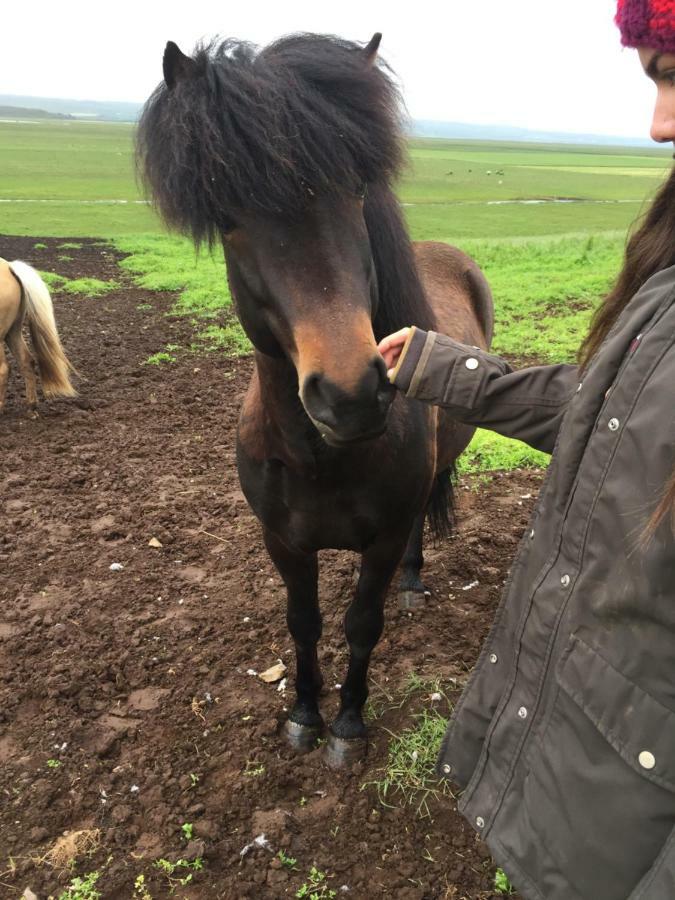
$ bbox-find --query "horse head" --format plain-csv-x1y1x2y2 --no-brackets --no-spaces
138,33,433,444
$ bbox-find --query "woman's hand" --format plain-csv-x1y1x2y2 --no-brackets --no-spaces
377,327,411,377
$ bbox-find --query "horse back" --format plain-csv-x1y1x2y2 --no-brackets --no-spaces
412,241,495,471
412,242,493,350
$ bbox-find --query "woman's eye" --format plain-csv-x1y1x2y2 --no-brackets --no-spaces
662,70,675,87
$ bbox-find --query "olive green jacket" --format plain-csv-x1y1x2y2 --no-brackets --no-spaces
392,266,675,899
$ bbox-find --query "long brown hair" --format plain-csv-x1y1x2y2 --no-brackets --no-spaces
579,166,675,538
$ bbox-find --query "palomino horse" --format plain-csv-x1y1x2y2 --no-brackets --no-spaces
0,259,76,411
138,34,494,766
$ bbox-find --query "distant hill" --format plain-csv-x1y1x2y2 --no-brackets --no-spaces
0,95,141,122
411,119,658,149
0,105,74,120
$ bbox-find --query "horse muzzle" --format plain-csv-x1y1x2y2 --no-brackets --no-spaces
301,357,395,446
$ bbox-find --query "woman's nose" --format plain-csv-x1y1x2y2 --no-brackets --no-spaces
650,91,675,143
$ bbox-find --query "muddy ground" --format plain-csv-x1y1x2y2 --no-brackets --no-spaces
0,237,539,899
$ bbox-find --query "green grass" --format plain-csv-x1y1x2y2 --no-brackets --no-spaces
364,708,453,818
41,272,118,297
458,430,550,475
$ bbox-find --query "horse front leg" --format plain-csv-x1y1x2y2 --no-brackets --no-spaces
327,534,408,768
262,528,324,753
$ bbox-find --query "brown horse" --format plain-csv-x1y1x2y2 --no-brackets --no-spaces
0,259,76,411
138,33,493,766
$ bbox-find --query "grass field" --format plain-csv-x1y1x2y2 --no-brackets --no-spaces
1,118,671,471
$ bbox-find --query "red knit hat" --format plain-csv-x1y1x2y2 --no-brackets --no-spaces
616,0,675,54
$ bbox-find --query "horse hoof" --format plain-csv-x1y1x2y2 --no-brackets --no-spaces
284,719,323,754
398,589,428,610
325,733,367,769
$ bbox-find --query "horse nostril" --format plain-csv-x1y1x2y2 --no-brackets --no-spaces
302,373,338,427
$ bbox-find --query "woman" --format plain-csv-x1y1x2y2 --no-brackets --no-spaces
379,4,675,898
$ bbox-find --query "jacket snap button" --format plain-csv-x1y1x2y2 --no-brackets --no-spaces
442,763,452,775
476,817,485,829
518,706,528,719
489,653,498,664
529,529,535,540
608,417,620,431
560,574,571,587
465,357,479,370
639,751,656,770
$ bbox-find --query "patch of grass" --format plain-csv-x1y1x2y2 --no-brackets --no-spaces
46,758,61,769
180,822,194,841
57,871,101,900
458,429,550,475
364,707,453,818
113,234,249,356
58,254,73,262
145,351,177,366
194,322,250,356
62,277,118,297
458,233,623,362
58,242,83,250
39,271,118,298
33,242,47,249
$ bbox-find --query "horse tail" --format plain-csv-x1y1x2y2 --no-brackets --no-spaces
8,261,77,399
465,264,495,349
427,465,456,543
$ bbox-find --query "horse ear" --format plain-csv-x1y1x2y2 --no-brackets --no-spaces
163,41,197,89
363,33,382,66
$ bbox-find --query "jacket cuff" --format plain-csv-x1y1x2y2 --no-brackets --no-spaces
398,332,510,410
389,327,431,392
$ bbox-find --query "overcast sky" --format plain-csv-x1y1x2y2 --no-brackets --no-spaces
5,0,659,139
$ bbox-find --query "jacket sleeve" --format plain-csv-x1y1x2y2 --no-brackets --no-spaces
390,327,579,454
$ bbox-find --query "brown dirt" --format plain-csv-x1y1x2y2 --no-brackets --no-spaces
0,237,539,899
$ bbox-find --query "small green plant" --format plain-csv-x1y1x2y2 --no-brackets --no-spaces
46,758,62,769
180,822,194,841
189,772,199,788
136,303,153,310
296,866,336,899
278,849,297,870
299,796,308,807
58,242,83,250
33,242,48,250
58,255,74,262
244,760,265,777
57,870,101,900
145,351,177,365
153,857,203,891
134,873,153,899
495,867,515,894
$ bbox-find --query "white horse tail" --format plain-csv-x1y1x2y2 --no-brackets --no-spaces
8,260,77,398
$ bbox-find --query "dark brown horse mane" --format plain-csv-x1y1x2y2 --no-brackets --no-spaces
137,33,437,337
